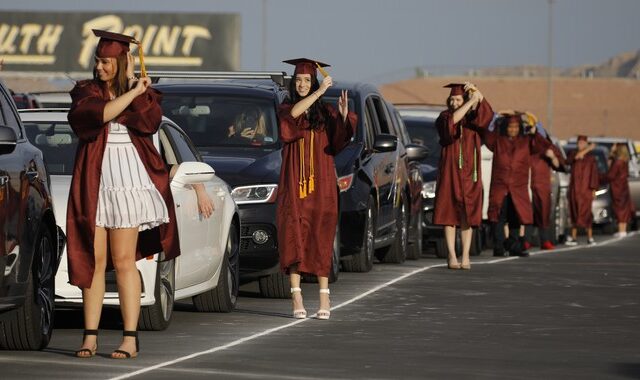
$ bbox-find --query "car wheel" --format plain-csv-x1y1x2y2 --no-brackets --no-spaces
0,226,55,350
407,208,423,260
434,237,448,259
193,222,240,312
341,195,375,272
139,253,175,331
470,228,483,256
259,271,290,299
381,197,408,264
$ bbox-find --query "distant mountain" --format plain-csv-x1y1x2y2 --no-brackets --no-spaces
470,50,640,79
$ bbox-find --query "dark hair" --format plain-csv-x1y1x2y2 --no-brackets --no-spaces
92,54,129,97
287,74,328,129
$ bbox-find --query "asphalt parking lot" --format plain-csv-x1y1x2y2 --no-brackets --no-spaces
1,234,639,380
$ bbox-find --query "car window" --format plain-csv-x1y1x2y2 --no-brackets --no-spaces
0,87,23,139
403,118,440,167
370,96,391,134
161,95,278,148
164,123,200,163
23,121,79,175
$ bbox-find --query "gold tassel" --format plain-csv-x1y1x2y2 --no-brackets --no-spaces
137,42,147,77
299,138,307,199
308,131,315,194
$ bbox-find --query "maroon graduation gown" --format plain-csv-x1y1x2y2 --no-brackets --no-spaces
276,103,356,277
530,143,566,228
566,150,599,228
604,159,635,223
66,79,180,288
485,131,550,224
433,99,493,227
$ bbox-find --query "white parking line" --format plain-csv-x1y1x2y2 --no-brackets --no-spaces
109,232,635,380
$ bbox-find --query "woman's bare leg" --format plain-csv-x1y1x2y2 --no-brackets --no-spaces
318,276,330,312
289,265,305,312
444,225,459,266
460,214,472,267
78,226,108,356
110,227,140,357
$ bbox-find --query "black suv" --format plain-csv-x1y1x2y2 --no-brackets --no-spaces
324,83,410,271
153,72,342,298
0,80,64,350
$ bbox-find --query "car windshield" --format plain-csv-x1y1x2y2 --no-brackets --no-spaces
161,95,278,148
23,121,78,175
403,118,440,167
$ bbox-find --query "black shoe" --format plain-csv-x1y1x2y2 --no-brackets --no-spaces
493,250,507,257
509,250,530,257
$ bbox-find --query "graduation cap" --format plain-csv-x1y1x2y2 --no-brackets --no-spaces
92,29,147,77
283,58,330,77
443,83,466,96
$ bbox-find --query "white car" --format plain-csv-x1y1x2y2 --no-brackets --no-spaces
19,109,240,331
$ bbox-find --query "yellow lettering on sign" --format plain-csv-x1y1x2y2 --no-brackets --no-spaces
19,24,41,54
37,24,63,54
181,25,211,56
152,26,180,56
0,24,19,54
78,15,123,68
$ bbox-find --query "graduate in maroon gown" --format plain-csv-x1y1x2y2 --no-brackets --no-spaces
565,135,599,245
528,120,566,250
485,114,551,257
277,58,356,320
433,83,493,270
67,30,180,359
603,143,635,237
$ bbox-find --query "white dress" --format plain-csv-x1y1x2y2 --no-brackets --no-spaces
95,122,170,231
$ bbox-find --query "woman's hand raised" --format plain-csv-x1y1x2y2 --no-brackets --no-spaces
130,77,151,97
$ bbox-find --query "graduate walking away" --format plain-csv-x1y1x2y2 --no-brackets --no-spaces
276,58,356,320
603,143,635,237
433,83,493,270
484,113,552,257
67,30,180,359
565,135,599,246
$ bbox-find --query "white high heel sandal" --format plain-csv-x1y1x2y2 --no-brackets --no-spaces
317,289,331,320
291,287,307,319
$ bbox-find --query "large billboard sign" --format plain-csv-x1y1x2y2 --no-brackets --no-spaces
0,12,240,72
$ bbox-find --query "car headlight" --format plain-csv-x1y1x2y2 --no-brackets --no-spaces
231,184,278,204
422,181,436,199
595,188,608,197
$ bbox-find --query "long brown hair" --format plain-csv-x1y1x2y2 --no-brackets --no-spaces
92,54,129,97
614,144,631,162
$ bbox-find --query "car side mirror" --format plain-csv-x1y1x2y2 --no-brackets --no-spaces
172,161,216,186
405,143,428,162
373,134,397,153
0,125,18,155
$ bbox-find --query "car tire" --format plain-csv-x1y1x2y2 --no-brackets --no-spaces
0,226,55,350
434,237,448,259
341,195,375,273
381,197,408,264
469,228,483,256
139,254,175,331
406,207,423,260
259,271,290,299
193,222,240,312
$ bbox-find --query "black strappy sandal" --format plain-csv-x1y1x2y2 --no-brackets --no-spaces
75,329,98,358
111,330,139,359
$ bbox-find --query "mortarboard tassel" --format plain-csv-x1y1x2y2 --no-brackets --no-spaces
299,138,307,199
137,42,147,77
308,131,315,194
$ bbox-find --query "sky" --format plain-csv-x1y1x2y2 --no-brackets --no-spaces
1,0,639,84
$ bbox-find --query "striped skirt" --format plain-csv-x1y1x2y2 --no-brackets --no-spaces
96,123,170,231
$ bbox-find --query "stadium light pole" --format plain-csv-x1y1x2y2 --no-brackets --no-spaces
261,0,268,70
546,0,555,134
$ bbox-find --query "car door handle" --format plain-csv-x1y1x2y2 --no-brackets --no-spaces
26,170,38,182
0,175,8,186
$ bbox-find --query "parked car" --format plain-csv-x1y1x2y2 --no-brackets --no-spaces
153,72,342,298
10,91,42,109
324,82,407,269
30,92,71,109
567,136,640,226
397,105,483,258
563,144,615,233
386,102,428,259
19,109,240,331
0,83,65,350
